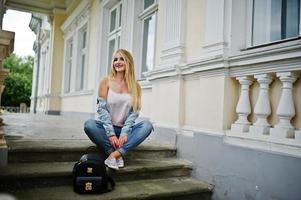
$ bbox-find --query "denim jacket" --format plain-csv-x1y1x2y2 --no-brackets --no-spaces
95,97,139,137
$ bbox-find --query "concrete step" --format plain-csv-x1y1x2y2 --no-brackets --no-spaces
7,140,176,163
6,177,213,200
0,158,192,190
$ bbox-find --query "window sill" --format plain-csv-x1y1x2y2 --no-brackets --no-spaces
244,36,301,51
224,130,301,159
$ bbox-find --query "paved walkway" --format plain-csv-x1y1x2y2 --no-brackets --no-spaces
2,113,90,140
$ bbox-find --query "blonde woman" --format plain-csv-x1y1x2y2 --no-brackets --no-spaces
84,49,153,170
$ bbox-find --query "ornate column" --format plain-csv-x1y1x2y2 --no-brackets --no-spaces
231,76,253,133
270,72,299,138
249,74,273,135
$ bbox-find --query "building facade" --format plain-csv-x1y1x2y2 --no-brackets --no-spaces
3,0,301,199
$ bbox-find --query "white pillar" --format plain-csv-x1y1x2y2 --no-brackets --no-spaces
231,76,253,133
202,0,227,58
249,74,273,135
270,72,298,139
160,0,186,65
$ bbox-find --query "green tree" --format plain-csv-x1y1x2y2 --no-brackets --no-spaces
1,54,33,107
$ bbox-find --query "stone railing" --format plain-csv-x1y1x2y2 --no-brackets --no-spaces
1,106,30,113
227,71,301,146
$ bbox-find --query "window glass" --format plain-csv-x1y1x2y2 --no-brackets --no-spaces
65,39,73,93
252,0,300,46
80,54,85,89
108,39,116,73
119,4,122,28
107,2,122,75
82,31,87,48
76,27,87,91
110,9,117,32
144,0,155,9
141,14,156,76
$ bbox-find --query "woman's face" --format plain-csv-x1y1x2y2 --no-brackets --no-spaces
113,52,126,73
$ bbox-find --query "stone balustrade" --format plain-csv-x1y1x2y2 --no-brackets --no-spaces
230,71,300,141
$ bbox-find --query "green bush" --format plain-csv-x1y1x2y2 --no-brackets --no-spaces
1,54,33,107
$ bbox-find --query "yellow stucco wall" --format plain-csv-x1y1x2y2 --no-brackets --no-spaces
184,76,225,131
61,95,94,112
150,78,182,126
140,88,152,119
223,77,239,130
185,0,206,61
293,78,301,128
48,11,66,111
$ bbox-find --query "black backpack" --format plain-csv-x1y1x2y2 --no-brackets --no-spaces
72,147,115,194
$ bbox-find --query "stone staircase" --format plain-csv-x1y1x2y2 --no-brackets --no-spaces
0,139,213,200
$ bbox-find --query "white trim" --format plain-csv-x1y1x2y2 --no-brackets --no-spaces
161,0,186,64
138,3,158,19
224,131,301,158
61,0,90,33
181,125,225,137
152,122,180,130
144,39,301,81
60,90,94,98
140,11,157,79
246,0,253,48
61,2,91,95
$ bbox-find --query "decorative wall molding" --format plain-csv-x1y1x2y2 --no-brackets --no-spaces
145,42,301,81
225,130,301,158
160,0,186,64
61,0,91,35
60,90,94,98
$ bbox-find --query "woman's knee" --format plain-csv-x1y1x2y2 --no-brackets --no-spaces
84,119,95,134
141,120,154,135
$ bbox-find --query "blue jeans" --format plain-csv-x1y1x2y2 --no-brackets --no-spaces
84,119,153,156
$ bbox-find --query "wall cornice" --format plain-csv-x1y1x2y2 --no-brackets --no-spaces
145,41,301,81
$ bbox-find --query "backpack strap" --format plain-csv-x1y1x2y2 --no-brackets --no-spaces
85,145,107,157
107,176,115,191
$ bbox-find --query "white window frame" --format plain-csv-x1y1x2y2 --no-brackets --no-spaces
138,0,158,80
61,0,91,95
76,24,88,91
107,2,122,74
64,37,73,93
246,0,301,48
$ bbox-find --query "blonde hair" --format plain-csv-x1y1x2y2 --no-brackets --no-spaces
110,49,141,112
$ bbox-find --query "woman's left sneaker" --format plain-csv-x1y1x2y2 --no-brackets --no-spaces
116,157,124,168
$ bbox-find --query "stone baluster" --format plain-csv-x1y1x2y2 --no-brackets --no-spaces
231,76,253,133
270,72,298,138
249,74,273,135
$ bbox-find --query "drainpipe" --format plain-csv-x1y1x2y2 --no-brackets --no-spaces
31,16,42,114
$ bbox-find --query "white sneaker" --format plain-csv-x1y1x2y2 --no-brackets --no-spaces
104,158,119,170
116,157,124,168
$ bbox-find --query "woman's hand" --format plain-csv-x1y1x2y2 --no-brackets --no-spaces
118,135,128,148
108,135,119,149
